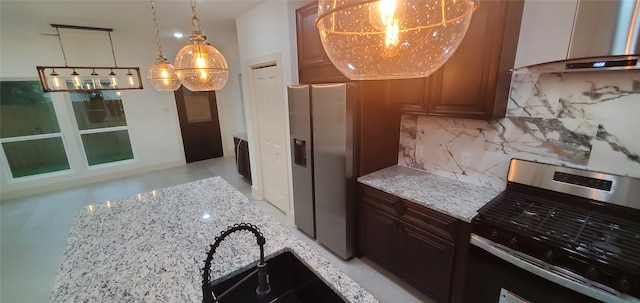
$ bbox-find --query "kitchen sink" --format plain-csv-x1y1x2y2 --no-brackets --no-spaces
209,250,346,303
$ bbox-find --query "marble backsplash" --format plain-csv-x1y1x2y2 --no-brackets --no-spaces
398,70,640,190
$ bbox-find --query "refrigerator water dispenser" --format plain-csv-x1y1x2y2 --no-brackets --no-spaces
293,139,307,167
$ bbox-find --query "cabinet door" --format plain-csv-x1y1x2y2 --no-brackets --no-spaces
398,222,455,303
387,77,432,114
296,1,348,84
358,202,397,271
427,0,523,120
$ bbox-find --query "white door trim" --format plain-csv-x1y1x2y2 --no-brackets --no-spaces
244,52,294,217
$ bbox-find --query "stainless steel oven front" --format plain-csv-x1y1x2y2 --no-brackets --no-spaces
463,234,638,303
462,159,640,303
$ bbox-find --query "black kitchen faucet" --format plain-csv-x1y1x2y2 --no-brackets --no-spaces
202,223,271,303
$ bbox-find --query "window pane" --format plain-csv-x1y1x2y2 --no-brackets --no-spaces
0,81,60,138
69,90,127,130
184,92,212,123
2,137,70,178
81,131,133,165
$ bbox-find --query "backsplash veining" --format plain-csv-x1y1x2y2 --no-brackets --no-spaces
398,71,640,190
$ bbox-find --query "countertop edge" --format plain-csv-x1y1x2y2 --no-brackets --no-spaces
357,165,502,223
358,180,475,223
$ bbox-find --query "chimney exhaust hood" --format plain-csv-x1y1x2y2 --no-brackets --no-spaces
517,0,640,73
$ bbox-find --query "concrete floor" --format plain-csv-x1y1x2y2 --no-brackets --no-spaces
0,156,433,303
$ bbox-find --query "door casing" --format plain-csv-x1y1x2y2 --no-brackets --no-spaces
245,53,293,216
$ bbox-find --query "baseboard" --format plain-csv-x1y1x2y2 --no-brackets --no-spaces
0,160,184,201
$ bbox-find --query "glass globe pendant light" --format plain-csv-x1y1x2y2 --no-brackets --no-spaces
316,0,477,80
174,0,229,91
147,1,181,91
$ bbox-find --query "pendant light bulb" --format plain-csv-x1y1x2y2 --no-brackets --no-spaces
147,0,181,91
71,69,81,89
50,69,63,90
316,0,477,80
174,0,228,91
91,69,102,89
109,70,118,88
126,69,135,86
149,55,181,91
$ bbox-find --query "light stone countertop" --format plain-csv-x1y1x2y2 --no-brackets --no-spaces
50,177,377,303
357,165,502,223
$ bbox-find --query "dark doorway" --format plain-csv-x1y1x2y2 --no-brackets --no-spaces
174,87,224,163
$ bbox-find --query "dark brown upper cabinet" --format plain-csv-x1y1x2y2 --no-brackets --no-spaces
296,1,349,84
425,0,524,120
295,0,523,120
384,0,524,120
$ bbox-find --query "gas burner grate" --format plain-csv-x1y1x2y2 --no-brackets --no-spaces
479,191,640,270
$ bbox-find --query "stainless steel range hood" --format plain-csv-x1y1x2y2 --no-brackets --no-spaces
522,55,639,73
517,0,640,73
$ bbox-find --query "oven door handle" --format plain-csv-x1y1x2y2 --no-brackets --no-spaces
469,234,639,303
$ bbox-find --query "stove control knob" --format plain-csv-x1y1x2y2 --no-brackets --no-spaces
544,250,555,263
588,266,599,280
508,237,518,248
490,230,499,239
618,278,631,293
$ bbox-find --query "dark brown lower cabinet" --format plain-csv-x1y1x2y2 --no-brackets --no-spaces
358,203,397,271
357,184,470,303
398,222,455,303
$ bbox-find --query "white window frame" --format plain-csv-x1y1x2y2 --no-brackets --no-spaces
0,79,73,181
63,92,135,169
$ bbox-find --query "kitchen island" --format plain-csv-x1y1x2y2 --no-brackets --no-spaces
50,177,377,302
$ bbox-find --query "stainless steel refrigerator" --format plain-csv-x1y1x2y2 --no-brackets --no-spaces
288,83,357,260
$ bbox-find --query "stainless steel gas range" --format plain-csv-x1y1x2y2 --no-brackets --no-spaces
463,159,640,303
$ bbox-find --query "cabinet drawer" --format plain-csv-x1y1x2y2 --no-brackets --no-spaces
360,185,401,216
401,201,458,241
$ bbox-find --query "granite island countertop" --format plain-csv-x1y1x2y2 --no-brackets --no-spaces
50,177,377,303
358,165,502,222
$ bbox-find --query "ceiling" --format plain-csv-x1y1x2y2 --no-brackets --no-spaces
0,0,265,47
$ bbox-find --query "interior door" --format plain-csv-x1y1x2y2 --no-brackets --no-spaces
252,65,290,213
174,87,224,163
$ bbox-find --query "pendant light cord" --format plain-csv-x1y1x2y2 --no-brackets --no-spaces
108,32,118,67
150,0,165,57
51,24,120,69
190,0,201,30
189,0,204,57
55,27,69,67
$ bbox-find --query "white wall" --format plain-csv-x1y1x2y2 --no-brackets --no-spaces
216,42,247,156
0,26,187,199
235,1,307,203
0,1,251,199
